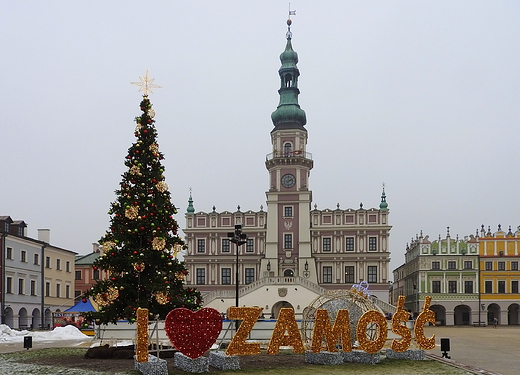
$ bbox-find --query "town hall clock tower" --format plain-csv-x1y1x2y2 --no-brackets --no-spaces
263,20,317,283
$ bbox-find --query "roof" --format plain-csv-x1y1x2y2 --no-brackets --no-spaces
75,252,101,265
65,298,97,313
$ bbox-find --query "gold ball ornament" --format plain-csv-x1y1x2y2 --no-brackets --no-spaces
130,165,140,175
133,262,145,272
102,241,116,252
156,181,168,193
152,237,166,250
125,206,139,220
155,292,169,305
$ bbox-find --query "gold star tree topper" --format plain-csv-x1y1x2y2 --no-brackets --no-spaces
131,70,162,95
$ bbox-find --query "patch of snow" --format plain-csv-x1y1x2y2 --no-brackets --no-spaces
0,324,88,343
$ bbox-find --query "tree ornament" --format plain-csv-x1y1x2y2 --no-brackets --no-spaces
125,206,139,219
152,237,166,250
133,262,145,272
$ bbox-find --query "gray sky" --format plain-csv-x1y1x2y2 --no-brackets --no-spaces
2,1,519,275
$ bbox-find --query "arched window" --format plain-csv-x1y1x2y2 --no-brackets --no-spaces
284,143,292,157
284,269,294,277
284,73,293,87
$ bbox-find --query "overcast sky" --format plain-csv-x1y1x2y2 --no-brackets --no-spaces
2,1,519,275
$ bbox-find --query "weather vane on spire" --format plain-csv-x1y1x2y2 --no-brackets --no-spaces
131,70,162,96
286,3,296,39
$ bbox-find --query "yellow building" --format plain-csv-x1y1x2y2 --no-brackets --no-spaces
39,229,76,328
479,225,520,325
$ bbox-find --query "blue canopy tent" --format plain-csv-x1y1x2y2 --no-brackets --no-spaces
65,298,97,313
52,298,97,333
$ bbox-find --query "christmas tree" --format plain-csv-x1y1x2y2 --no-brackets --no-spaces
83,72,202,325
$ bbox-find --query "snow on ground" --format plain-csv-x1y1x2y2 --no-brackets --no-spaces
0,324,89,343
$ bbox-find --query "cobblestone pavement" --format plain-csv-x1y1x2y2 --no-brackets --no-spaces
423,325,520,375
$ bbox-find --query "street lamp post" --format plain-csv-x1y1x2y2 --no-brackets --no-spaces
228,224,247,330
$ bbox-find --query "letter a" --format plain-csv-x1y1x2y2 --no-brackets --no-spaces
267,308,305,354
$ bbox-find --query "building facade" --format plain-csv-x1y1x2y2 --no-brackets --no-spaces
479,225,520,325
0,216,76,329
75,243,109,300
393,225,520,326
392,229,479,326
183,21,392,318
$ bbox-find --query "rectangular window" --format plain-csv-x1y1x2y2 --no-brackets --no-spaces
512,261,519,271
45,256,51,268
75,291,81,299
45,282,50,297
21,250,27,262
34,253,39,265
56,284,61,298
368,237,377,251
18,278,24,294
284,234,293,249
75,270,82,280
30,280,36,296
431,261,440,270
322,238,331,252
322,266,332,283
284,206,293,217
196,268,205,285
464,280,473,294
246,238,254,253
93,269,100,280
345,266,354,283
448,261,456,270
512,281,519,294
66,261,70,272
6,277,12,293
56,259,61,270
222,268,231,285
368,266,378,283
197,239,206,253
221,239,230,253
485,280,492,293
66,285,70,299
485,261,492,271
432,280,441,293
498,280,506,293
448,280,457,293
498,261,505,271
6,247,13,259
245,268,255,284
463,260,472,270
345,237,355,252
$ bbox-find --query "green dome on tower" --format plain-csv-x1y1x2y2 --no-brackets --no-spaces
379,188,388,210
271,20,307,130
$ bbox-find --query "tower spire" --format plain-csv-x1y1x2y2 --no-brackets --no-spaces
379,183,388,210
271,15,306,130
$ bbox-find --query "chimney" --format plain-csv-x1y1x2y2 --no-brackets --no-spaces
38,229,50,243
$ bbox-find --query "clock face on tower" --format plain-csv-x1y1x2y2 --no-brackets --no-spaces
281,173,296,188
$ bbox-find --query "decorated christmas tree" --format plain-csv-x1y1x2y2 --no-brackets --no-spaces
83,72,202,325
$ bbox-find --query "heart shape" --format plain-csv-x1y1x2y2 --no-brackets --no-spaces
164,307,222,359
